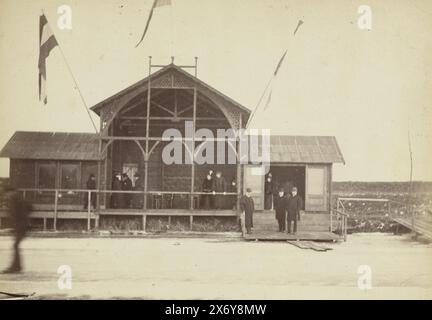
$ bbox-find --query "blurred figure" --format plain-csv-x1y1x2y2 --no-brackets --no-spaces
240,188,254,234
201,173,213,209
84,174,96,210
212,171,227,210
121,173,133,209
2,185,32,273
274,187,288,232
287,187,303,234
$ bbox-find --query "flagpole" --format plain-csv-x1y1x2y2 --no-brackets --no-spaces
245,77,273,129
41,10,98,133
245,20,304,129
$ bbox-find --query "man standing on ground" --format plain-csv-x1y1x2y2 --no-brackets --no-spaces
240,188,254,234
286,187,303,234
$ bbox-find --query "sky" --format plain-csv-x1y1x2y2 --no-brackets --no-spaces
0,0,431,181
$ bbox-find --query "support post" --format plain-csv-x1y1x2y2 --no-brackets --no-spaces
54,190,58,231
190,86,197,209
87,191,91,231
189,215,193,230
142,214,147,232
236,116,242,211
143,56,152,210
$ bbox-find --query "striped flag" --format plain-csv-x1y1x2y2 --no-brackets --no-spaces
136,0,172,47
38,13,58,105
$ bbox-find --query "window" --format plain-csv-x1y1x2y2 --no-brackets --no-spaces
38,163,56,189
307,167,324,195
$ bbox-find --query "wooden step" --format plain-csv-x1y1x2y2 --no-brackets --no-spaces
252,213,331,232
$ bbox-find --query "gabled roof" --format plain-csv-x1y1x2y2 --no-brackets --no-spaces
90,63,251,119
263,135,345,164
0,132,101,161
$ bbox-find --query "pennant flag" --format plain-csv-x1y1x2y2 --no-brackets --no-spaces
293,19,304,36
38,13,58,105
136,0,172,47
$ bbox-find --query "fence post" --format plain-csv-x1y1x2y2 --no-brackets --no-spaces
388,201,391,217
344,216,347,241
54,190,58,231
330,209,333,232
87,191,91,231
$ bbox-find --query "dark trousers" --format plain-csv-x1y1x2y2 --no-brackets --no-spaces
264,194,272,210
201,194,211,209
277,217,286,232
287,219,297,233
214,195,224,209
84,193,96,209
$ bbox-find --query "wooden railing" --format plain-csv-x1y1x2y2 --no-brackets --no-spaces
0,188,240,231
334,197,415,239
330,204,349,241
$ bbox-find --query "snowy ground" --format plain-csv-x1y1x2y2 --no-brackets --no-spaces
0,233,431,299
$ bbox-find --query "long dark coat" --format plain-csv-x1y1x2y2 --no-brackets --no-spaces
240,195,254,228
111,178,123,208
212,176,227,209
201,178,213,209
274,195,288,220
264,179,274,210
287,195,303,220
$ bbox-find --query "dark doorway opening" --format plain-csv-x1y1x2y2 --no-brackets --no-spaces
268,165,305,209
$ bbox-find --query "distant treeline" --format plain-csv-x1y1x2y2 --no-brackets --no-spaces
332,181,432,194
1,177,431,194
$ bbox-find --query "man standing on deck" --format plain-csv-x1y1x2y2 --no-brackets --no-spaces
264,172,274,210
274,187,288,232
133,173,144,209
121,173,133,209
286,187,303,234
212,171,227,209
84,174,96,210
240,188,254,234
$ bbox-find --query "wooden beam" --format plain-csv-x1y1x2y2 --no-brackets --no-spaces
119,116,226,121
100,136,237,142
190,87,197,209
151,101,175,116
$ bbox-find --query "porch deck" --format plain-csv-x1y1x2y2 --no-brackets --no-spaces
243,230,340,242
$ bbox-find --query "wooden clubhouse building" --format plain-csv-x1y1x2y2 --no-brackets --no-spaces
0,61,346,240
